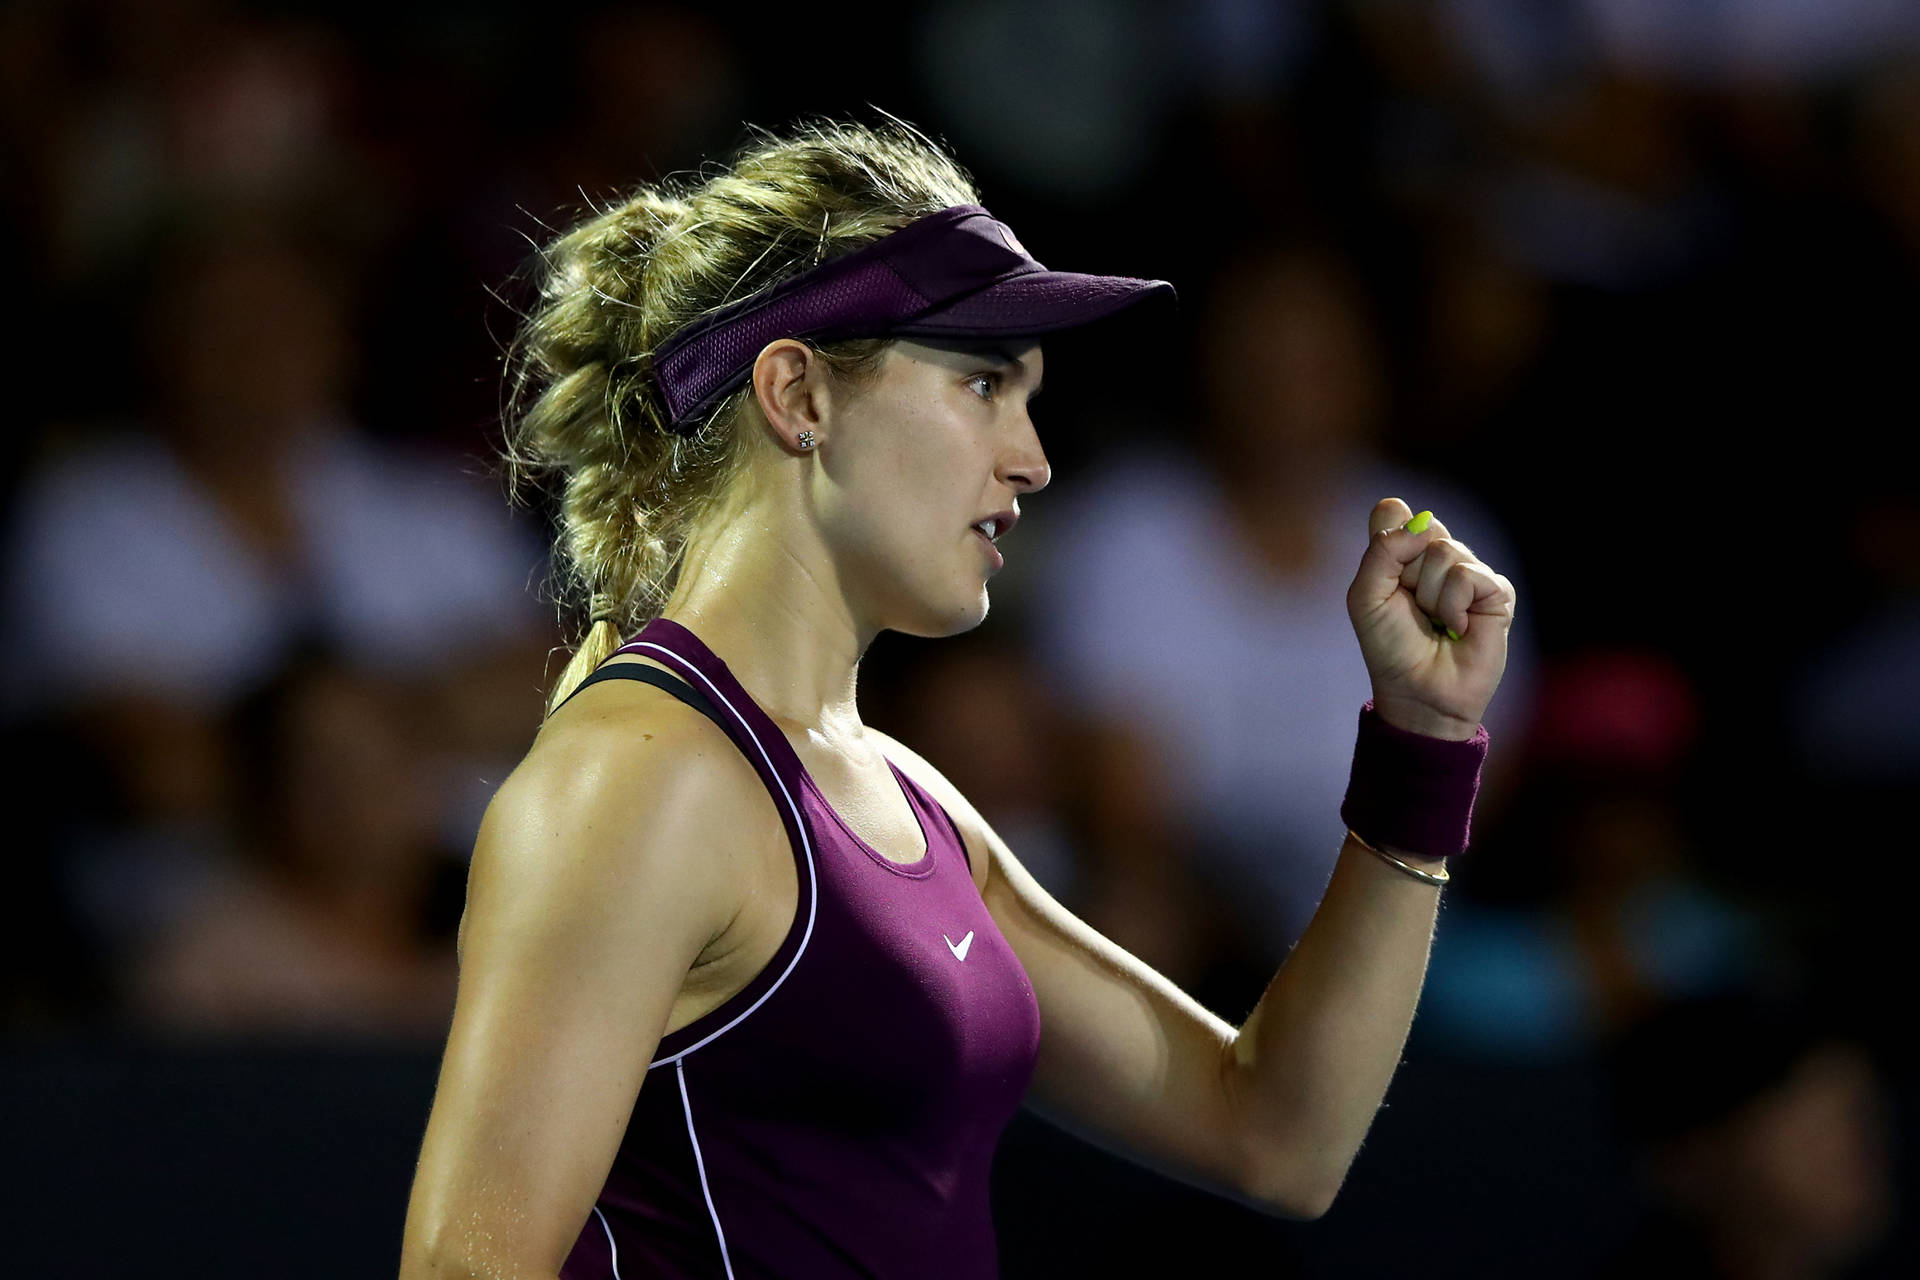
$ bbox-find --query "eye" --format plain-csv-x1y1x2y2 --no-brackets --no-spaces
965,371,1000,402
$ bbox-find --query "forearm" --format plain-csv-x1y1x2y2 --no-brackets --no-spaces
1226,832,1443,1211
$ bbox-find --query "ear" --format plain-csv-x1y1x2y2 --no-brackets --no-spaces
748,339,829,452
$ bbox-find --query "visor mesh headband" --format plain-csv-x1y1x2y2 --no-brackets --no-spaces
648,205,1173,432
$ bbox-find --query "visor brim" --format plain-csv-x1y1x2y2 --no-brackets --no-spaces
890,270,1175,340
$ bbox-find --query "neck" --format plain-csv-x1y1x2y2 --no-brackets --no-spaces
661,495,870,742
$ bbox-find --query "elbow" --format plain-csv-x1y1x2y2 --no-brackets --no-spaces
1220,1062,1345,1219
1287,1179,1341,1222
1239,1156,1344,1222
1253,1180,1340,1223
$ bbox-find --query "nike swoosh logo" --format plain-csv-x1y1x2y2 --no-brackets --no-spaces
944,930,975,961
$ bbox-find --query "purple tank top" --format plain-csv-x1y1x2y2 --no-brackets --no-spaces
558,617,1043,1279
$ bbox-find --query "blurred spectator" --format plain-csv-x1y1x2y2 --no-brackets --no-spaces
1788,490,1920,789
913,0,1174,201
1600,989,1895,1278
1419,650,1780,1059
1407,218,1553,448
7,220,545,710
1779,482,1919,1082
543,6,741,199
1028,241,1537,959
1576,0,1920,86
129,650,459,1038
1357,5,1740,293
1410,0,1920,98
38,2,386,287
0,216,550,980
1855,58,1920,270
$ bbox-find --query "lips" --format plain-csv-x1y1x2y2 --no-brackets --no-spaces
968,508,1017,571
970,509,1019,542
971,527,1005,570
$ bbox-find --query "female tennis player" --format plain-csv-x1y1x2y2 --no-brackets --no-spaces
398,118,1515,1280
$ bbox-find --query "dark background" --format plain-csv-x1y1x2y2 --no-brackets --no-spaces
3,1,1915,1275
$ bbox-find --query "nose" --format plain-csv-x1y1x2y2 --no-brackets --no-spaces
1000,411,1052,495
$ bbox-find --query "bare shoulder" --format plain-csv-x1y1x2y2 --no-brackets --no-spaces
863,726,992,894
468,671,779,960
406,674,785,1277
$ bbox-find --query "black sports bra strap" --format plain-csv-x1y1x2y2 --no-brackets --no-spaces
555,662,728,736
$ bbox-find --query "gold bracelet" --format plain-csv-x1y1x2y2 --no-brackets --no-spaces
1346,828,1450,887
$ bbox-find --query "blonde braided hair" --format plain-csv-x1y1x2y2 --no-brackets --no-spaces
500,117,978,716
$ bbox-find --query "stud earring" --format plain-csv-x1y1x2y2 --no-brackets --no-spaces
796,430,816,450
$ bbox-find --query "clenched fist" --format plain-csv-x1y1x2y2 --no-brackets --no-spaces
1346,497,1518,741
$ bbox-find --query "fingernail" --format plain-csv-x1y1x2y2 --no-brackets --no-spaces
1403,510,1433,534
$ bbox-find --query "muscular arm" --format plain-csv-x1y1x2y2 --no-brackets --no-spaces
399,697,770,1280
1222,835,1440,1213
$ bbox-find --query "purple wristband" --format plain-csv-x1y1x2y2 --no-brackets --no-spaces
1339,700,1490,861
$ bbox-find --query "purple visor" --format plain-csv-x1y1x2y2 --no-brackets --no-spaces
650,204,1174,432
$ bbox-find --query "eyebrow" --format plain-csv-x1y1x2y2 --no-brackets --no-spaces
980,345,1044,397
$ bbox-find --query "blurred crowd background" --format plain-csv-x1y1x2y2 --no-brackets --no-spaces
3,0,1917,1275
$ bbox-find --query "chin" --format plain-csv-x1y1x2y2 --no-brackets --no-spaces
893,585,991,640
